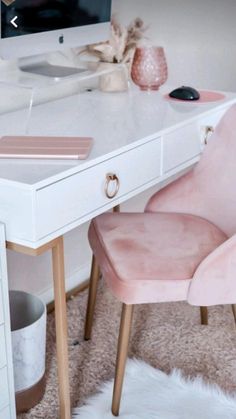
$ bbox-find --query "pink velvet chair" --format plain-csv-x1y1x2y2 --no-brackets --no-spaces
84,104,236,416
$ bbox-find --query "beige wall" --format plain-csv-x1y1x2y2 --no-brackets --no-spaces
113,0,236,92
7,0,236,301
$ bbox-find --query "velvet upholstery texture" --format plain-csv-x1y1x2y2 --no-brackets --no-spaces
146,104,236,237
145,104,236,305
89,105,236,307
88,213,226,304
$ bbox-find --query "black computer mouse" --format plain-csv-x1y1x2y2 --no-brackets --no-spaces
169,86,200,101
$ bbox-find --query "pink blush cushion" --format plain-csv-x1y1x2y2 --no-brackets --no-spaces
88,212,227,304
188,235,236,306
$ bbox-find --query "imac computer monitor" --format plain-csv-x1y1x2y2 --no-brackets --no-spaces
0,0,112,77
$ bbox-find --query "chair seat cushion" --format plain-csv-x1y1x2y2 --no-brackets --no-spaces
88,212,227,304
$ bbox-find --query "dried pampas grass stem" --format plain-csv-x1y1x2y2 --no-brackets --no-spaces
80,16,148,65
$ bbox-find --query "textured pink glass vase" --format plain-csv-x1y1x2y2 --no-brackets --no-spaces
131,46,168,91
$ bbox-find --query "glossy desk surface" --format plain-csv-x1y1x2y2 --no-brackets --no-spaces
0,86,235,190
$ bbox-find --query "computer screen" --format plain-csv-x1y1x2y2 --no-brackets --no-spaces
1,0,111,39
0,0,111,61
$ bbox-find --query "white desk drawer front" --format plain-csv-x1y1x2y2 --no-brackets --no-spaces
35,138,162,238
0,326,7,369
0,405,11,419
0,367,9,411
200,107,228,129
0,284,4,326
163,123,201,173
199,107,228,147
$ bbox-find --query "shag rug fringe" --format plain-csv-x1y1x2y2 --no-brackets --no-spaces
72,358,236,419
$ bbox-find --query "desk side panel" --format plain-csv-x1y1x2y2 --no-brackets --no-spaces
0,185,35,243
0,224,16,418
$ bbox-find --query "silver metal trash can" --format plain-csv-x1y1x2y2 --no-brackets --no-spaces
9,290,47,413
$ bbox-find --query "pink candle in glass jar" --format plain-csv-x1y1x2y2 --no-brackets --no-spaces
131,46,168,91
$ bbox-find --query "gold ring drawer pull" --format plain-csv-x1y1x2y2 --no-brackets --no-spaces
105,173,120,199
204,126,214,145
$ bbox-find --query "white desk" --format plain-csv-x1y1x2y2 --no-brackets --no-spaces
0,86,236,419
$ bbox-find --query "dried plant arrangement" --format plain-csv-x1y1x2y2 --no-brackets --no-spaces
81,16,147,65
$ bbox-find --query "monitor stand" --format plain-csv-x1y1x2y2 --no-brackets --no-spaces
18,54,87,80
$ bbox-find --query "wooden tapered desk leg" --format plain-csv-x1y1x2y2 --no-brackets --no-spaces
52,237,71,419
7,237,71,419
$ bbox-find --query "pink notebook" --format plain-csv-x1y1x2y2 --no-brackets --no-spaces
0,136,93,160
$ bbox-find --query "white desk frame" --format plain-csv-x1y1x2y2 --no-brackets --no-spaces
1,86,236,419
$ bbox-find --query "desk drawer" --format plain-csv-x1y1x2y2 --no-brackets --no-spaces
0,326,7,369
0,367,9,411
200,107,227,129
35,138,162,238
199,107,228,147
163,122,201,173
0,284,4,326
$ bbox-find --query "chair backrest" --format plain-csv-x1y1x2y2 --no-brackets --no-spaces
146,104,236,237
190,104,236,236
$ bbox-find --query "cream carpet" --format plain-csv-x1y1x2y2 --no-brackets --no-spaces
18,281,236,419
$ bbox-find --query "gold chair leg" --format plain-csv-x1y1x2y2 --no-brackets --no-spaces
112,304,134,417
232,305,236,323
200,306,208,325
84,255,100,340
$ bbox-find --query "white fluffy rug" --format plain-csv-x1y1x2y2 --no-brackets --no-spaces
72,359,236,419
